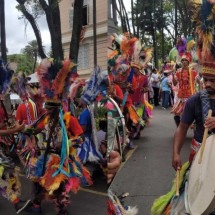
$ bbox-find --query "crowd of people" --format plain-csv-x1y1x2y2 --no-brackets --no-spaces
151,0,215,215
1,0,215,214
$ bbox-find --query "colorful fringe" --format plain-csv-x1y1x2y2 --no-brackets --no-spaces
30,147,92,195
0,166,21,204
171,99,187,116
151,162,190,215
127,106,143,125
107,190,138,215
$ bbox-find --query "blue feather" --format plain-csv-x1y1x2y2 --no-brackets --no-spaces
33,154,49,177
200,1,213,26
0,59,14,94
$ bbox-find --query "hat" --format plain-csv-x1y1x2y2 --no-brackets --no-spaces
181,52,192,63
163,62,174,73
191,0,215,76
116,63,130,73
130,61,143,70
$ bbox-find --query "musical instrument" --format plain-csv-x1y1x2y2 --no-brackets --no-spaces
187,134,215,215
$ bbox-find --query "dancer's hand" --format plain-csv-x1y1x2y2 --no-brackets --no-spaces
13,122,25,132
204,116,215,130
172,153,182,171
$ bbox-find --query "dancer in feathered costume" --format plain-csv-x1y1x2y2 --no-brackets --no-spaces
109,34,153,140
16,59,92,215
171,52,198,126
151,1,215,214
0,60,16,148
176,35,187,57
0,60,26,209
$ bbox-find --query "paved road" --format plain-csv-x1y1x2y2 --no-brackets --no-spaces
109,107,191,215
0,159,107,215
0,107,192,215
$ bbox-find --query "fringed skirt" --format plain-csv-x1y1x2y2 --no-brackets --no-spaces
171,98,188,116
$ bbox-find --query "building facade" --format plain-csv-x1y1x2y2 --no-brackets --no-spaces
60,0,117,78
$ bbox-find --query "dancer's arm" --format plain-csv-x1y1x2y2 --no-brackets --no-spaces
0,122,25,135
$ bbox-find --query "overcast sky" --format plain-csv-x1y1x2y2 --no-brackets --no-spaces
5,0,131,55
5,0,51,55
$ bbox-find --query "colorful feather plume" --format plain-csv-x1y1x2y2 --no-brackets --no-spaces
176,36,187,56
68,79,85,100
0,59,14,95
151,162,190,215
36,59,76,101
190,0,215,62
10,72,30,97
108,190,138,215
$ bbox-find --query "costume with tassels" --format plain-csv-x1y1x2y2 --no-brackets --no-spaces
171,52,198,119
17,59,92,215
0,60,15,148
76,67,108,164
108,33,153,139
151,1,215,214
107,190,138,215
0,60,22,205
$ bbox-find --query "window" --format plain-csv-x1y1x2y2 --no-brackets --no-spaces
77,44,90,70
82,5,88,26
69,0,89,29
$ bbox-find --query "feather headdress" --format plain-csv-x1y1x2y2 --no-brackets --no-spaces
10,72,29,98
36,59,76,102
190,0,215,76
0,59,14,95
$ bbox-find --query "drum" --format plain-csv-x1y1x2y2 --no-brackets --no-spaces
188,134,215,215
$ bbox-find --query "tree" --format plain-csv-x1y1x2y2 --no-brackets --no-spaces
117,0,195,66
8,54,36,75
16,0,84,63
0,0,7,62
21,40,39,73
69,0,84,63
16,0,47,59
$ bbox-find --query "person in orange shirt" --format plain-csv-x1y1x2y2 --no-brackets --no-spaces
16,94,38,125
171,52,198,126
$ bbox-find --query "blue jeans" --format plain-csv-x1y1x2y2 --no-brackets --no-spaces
162,91,170,108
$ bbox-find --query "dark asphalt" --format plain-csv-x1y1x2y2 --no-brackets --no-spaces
109,107,191,215
0,106,192,215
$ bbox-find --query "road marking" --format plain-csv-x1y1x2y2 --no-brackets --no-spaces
80,187,107,197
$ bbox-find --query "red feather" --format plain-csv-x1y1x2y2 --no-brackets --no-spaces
52,60,73,95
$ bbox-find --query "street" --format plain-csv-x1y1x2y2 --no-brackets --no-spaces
0,107,191,215
109,107,191,215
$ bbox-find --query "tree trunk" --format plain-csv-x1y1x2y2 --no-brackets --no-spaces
69,0,84,63
131,0,136,36
39,0,64,60
0,0,7,62
16,0,47,59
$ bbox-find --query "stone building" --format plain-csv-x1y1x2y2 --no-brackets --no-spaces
60,0,118,78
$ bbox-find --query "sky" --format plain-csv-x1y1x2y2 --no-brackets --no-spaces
5,0,51,55
5,0,131,55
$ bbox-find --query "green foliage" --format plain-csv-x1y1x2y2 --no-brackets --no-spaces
16,0,44,19
7,54,37,75
95,105,107,129
128,0,194,64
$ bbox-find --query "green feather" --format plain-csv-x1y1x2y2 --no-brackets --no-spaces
151,162,190,215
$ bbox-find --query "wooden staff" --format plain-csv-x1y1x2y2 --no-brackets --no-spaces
198,109,212,164
176,169,180,196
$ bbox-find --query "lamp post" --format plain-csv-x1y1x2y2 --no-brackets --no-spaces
153,0,158,68
93,0,97,67
175,0,178,45
161,0,164,62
